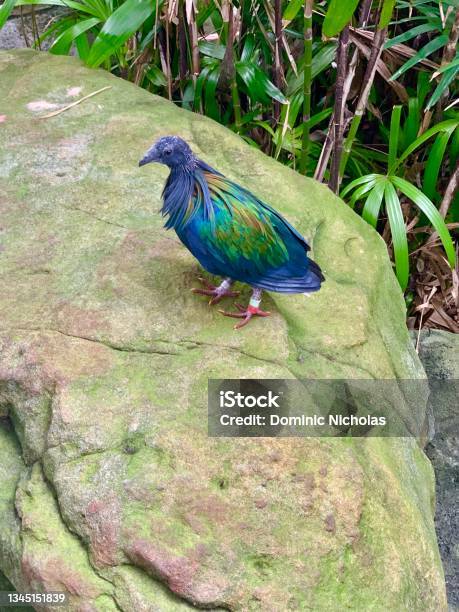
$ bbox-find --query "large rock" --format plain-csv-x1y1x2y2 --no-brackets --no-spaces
0,49,446,610
415,331,459,610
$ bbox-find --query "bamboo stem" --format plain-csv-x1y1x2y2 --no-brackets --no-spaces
314,0,372,183
329,26,349,193
231,81,242,130
190,4,200,78
165,17,172,100
339,26,387,184
178,0,188,92
313,46,358,182
299,0,313,175
273,0,283,122
220,5,242,130
314,116,333,182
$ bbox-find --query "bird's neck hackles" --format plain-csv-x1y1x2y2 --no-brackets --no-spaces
161,160,216,233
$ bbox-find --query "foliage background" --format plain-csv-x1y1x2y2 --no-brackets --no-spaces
1,0,458,331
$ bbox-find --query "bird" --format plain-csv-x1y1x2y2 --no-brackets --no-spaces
139,135,324,329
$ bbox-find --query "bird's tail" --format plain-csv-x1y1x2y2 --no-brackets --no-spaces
302,259,324,294
252,258,324,294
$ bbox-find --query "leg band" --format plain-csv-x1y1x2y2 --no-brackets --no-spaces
219,278,232,291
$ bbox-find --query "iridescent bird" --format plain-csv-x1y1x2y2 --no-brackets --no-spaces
139,136,324,329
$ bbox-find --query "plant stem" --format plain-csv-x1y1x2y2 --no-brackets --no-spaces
273,0,283,122
165,17,172,100
190,4,200,79
314,44,359,182
314,0,372,183
339,26,387,184
299,0,313,175
439,157,459,218
435,7,459,115
178,0,188,92
221,5,242,130
31,6,40,49
329,26,349,193
442,6,459,63
231,81,242,131
19,7,30,48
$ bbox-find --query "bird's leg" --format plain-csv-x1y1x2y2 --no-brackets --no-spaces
191,276,240,306
218,288,271,329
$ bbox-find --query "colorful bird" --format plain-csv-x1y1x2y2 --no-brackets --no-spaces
139,136,324,329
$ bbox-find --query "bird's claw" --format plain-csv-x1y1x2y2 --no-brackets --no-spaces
191,277,240,305
218,303,271,329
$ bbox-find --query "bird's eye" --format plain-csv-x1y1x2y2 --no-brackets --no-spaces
164,148,172,156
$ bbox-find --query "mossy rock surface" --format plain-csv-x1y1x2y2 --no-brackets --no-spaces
0,49,446,611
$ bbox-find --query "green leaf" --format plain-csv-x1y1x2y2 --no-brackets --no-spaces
255,120,277,138
401,97,420,151
416,70,432,109
145,65,167,87
196,1,216,27
75,32,91,61
236,61,288,104
388,105,402,171
362,180,386,228
395,119,458,169
379,0,396,29
384,22,438,49
240,34,256,62
50,17,101,55
349,177,380,209
288,44,336,95
283,0,304,22
340,174,381,198
14,0,103,18
426,65,459,110
305,107,333,128
0,0,16,30
198,41,226,60
311,44,337,78
434,55,459,75
384,181,409,290
194,65,213,110
390,34,449,81
86,0,155,68
392,176,456,268
204,66,221,121
423,130,452,200
322,0,359,37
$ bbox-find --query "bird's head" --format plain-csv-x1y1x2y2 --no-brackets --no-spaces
139,136,194,169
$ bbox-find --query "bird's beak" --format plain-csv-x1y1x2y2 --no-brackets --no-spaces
139,147,160,167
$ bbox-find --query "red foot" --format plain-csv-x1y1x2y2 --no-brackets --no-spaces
191,277,240,305
218,302,271,329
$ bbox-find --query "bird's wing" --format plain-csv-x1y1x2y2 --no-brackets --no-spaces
194,172,305,275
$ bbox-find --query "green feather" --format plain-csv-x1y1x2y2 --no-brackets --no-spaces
198,173,289,272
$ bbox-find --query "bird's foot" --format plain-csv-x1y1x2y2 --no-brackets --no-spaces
191,277,240,305
218,303,271,329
